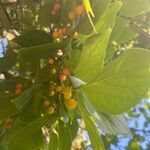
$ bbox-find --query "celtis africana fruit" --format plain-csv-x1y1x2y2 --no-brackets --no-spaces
76,4,85,15
43,100,50,107
67,99,77,109
62,67,70,76
47,106,55,115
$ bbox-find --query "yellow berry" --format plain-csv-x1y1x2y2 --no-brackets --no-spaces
62,87,72,95
67,99,77,109
47,106,55,115
43,100,50,107
72,32,78,38
64,93,72,99
51,68,57,74
62,87,72,99
49,91,55,96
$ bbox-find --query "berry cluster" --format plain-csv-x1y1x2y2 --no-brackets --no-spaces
50,1,85,40
41,56,77,116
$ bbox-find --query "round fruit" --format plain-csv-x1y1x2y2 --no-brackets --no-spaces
72,32,78,38
55,86,62,93
47,106,55,115
62,87,72,95
43,100,50,107
62,87,72,99
59,74,67,82
68,11,76,21
58,28,63,36
61,27,68,36
49,91,55,96
76,4,85,15
15,88,22,95
4,118,12,130
67,99,77,109
53,3,61,11
62,67,69,76
64,92,72,99
16,83,23,89
51,68,57,74
52,31,61,39
48,58,54,64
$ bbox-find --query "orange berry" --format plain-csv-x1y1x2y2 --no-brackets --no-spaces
47,106,55,115
43,100,50,107
53,3,61,11
62,67,69,76
4,118,13,130
15,88,22,95
59,74,67,82
48,58,54,64
61,27,68,36
51,10,57,16
16,83,23,89
49,91,55,96
67,99,77,109
68,11,76,21
58,28,63,36
55,86,62,93
76,4,85,15
52,31,61,39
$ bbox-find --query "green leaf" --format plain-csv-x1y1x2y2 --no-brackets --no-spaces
2,114,57,144
0,77,26,93
0,50,17,72
2,111,47,149
120,0,150,17
4,130,46,150
49,131,58,150
82,92,131,135
95,1,122,34
14,29,53,47
58,119,78,150
38,4,52,26
82,48,150,114
75,29,111,82
77,0,110,34
110,17,138,44
11,86,35,110
77,91,105,150
105,17,138,63
19,40,67,61
0,93,16,121
69,49,81,71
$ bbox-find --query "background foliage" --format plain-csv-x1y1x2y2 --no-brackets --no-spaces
0,0,150,150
